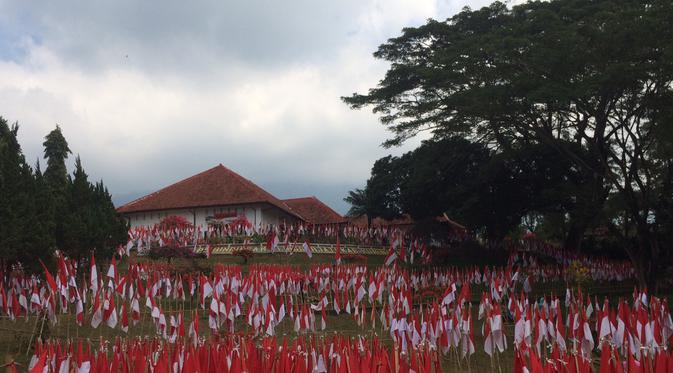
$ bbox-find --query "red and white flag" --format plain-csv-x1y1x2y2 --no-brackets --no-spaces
120,302,129,333
90,253,98,295
266,231,279,252
335,234,341,265
384,248,397,266
75,295,84,326
303,241,313,258
90,292,103,329
106,257,117,289
131,296,140,325
103,293,118,329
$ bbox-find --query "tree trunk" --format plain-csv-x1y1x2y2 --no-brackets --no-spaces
625,221,661,293
644,232,661,293
564,175,608,252
563,222,586,252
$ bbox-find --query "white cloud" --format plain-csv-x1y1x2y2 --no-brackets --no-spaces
0,0,492,213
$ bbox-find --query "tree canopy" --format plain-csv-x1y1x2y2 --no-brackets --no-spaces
347,137,587,241
343,0,673,288
0,117,127,270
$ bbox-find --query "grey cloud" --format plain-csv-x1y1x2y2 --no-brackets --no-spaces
1,1,374,75
2,0,491,215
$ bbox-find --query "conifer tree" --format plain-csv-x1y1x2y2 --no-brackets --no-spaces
0,118,36,266
43,125,71,250
0,118,127,271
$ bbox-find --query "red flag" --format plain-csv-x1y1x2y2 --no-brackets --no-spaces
303,241,313,258
29,351,47,373
529,349,544,373
599,343,611,373
655,350,667,373
335,233,341,265
39,259,58,294
628,349,642,373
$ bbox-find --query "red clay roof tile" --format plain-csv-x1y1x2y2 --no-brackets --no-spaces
116,164,301,219
283,196,345,225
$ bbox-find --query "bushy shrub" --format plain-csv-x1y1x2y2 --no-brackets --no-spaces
147,245,202,261
158,215,193,231
232,248,254,264
342,254,367,264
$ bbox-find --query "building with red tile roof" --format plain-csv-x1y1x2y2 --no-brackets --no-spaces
282,196,346,225
117,164,306,228
348,213,466,231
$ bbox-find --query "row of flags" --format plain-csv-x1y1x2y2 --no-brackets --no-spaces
3,249,634,330
259,231,432,267
514,343,673,373
1,247,643,373
23,290,673,373
510,287,673,373
126,219,439,255
27,334,443,373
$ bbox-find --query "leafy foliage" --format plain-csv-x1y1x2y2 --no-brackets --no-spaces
0,117,127,270
232,248,254,264
343,158,405,224
147,246,203,260
346,137,587,241
344,0,673,288
61,156,128,260
158,215,193,231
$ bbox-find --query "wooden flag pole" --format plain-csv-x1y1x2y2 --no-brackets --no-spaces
394,342,400,373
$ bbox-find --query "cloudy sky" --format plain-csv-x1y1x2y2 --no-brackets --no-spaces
0,0,493,214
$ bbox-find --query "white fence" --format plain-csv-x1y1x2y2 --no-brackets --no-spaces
192,243,387,256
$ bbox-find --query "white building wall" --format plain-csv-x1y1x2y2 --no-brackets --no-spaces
260,206,298,227
124,203,291,229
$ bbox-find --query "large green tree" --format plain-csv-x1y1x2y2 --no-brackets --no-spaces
25,160,56,262
0,118,127,270
62,156,128,261
85,178,128,260
343,0,673,288
0,118,34,264
43,125,71,192
346,137,585,241
43,125,71,249
62,156,93,259
0,119,56,269
343,156,406,225
396,137,488,220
